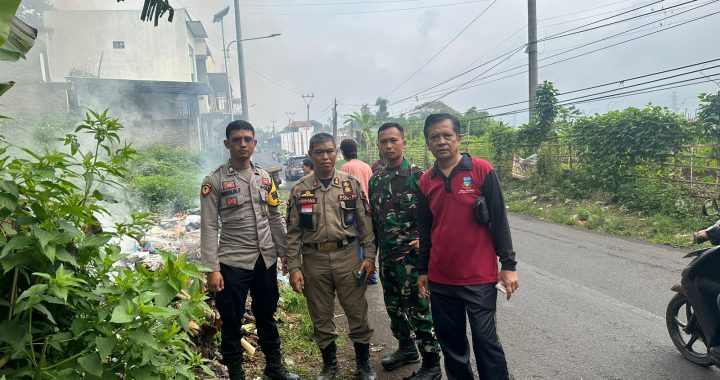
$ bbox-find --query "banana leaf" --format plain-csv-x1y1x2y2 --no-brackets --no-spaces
0,17,36,62
0,82,14,97
117,0,174,26
0,0,21,48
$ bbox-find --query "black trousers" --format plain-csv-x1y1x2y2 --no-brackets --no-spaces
430,281,509,380
216,257,281,363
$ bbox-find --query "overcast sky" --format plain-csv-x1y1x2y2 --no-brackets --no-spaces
53,0,720,130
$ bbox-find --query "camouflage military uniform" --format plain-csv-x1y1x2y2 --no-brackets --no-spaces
368,158,440,354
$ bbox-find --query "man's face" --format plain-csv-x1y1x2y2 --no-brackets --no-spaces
377,127,406,162
426,119,460,160
224,129,256,160
309,140,337,172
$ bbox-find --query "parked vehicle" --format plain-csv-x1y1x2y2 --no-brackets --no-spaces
284,155,308,181
666,199,720,367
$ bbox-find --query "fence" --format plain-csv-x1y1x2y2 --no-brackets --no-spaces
362,141,720,198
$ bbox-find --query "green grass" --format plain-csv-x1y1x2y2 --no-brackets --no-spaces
503,180,712,248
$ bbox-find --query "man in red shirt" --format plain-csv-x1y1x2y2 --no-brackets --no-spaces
416,113,519,380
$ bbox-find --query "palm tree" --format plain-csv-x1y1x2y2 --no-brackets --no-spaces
343,110,374,158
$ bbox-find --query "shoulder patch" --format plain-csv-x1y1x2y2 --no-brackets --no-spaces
201,182,212,198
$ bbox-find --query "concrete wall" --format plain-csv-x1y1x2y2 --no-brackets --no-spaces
43,10,194,82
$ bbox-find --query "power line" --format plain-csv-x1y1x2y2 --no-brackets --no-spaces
385,0,498,98
238,0,490,6
241,0,490,15
393,1,719,106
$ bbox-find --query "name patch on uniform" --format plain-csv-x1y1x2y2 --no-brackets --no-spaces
221,188,239,196
298,197,317,205
227,197,238,206
201,183,212,198
223,180,236,190
338,194,358,201
342,181,353,194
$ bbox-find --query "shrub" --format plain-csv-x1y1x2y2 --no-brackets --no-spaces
613,178,696,219
0,110,211,379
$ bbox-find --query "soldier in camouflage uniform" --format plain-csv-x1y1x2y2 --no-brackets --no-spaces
368,122,442,380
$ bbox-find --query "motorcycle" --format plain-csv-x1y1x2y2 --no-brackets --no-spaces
666,199,720,367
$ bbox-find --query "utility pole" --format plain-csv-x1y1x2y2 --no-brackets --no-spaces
302,93,315,122
332,98,338,141
285,112,294,126
271,120,276,137
233,0,249,120
213,6,234,120
528,0,538,122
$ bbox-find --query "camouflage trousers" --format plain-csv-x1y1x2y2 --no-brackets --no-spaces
379,250,440,353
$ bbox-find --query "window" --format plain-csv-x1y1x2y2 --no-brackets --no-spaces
112,41,125,49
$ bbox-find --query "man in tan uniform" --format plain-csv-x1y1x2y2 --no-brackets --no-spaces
286,132,378,380
200,120,298,380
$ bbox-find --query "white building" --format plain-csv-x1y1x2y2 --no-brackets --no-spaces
280,121,314,156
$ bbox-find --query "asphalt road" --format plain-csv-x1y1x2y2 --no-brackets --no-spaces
255,152,719,379
363,214,720,379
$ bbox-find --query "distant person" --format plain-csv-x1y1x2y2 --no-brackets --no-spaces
301,158,314,176
340,139,373,195
416,114,518,380
200,120,299,380
340,139,377,284
369,122,441,379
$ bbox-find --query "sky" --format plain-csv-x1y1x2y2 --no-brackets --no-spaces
51,0,720,131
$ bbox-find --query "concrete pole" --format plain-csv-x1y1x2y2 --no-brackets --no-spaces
528,0,538,122
332,98,338,141
233,0,249,120
220,18,234,120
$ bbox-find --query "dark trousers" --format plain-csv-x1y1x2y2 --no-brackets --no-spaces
216,257,281,363
430,281,509,380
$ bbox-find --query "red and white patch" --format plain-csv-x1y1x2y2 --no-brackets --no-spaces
227,197,238,206
201,183,212,198
262,177,270,186
300,204,313,214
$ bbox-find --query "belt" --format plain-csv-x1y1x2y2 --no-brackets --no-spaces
304,237,357,253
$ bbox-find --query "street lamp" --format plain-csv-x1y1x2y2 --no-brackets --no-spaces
214,5,280,121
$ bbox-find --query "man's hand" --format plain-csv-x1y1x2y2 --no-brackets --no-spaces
358,259,376,285
290,271,305,293
207,271,224,293
498,270,519,300
280,256,289,275
409,239,420,250
694,230,709,244
417,274,430,300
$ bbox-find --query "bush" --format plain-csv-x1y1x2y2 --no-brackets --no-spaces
129,146,207,213
0,110,211,379
613,178,696,218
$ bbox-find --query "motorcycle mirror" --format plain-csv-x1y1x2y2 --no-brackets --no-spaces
702,199,719,216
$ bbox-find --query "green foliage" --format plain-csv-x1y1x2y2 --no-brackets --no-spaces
698,92,720,139
0,110,211,378
486,123,516,177
129,146,206,213
613,177,695,219
518,81,560,149
570,105,688,192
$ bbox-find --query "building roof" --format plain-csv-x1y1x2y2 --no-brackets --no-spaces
66,77,212,95
283,121,311,131
186,21,208,38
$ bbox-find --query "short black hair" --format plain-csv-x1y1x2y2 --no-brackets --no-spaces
377,122,404,138
423,113,461,140
302,158,314,169
308,133,336,151
340,139,358,159
226,119,255,139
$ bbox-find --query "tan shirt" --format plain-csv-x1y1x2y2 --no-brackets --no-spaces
200,161,286,272
285,170,376,275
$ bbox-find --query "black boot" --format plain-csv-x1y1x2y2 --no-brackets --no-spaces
404,352,442,380
316,342,339,380
380,339,420,371
354,342,378,380
263,348,300,380
225,358,245,380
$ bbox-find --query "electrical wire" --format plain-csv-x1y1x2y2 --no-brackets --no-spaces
385,0,498,98
240,0,490,15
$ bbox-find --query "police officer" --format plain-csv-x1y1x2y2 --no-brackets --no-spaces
200,120,298,380
286,132,378,380
369,123,442,380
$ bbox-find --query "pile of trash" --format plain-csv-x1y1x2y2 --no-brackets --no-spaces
114,208,202,271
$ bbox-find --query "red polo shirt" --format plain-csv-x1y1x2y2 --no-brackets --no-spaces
417,154,516,286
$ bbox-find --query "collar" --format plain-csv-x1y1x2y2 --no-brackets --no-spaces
224,160,260,176
387,157,410,177
430,153,472,179
310,171,341,188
